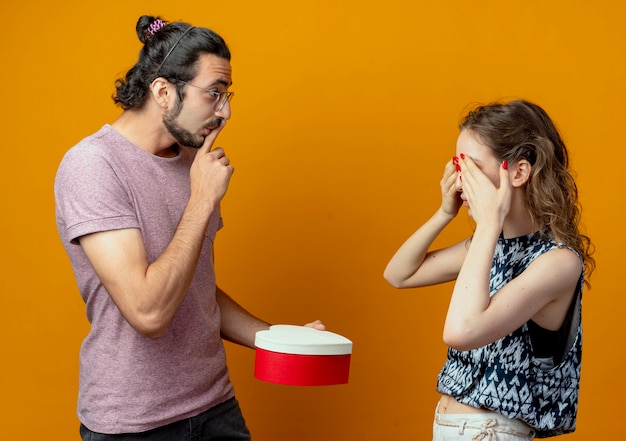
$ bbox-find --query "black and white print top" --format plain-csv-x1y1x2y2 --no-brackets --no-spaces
436,231,584,438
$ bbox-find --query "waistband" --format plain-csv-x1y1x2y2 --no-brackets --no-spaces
435,402,534,437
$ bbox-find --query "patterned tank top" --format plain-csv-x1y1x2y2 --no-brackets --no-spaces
436,231,584,438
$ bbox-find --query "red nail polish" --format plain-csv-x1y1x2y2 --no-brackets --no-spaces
456,164,461,172
453,156,459,165
502,160,508,170
460,153,465,159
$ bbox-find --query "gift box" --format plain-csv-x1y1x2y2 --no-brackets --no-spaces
254,325,353,386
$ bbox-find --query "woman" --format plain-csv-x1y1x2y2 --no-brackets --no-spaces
384,100,594,440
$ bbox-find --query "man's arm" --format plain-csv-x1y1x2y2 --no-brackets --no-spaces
80,127,233,339
216,287,327,348
79,203,212,339
216,286,270,348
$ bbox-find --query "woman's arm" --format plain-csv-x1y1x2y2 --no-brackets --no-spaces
384,158,468,288
444,247,582,351
383,211,469,288
443,155,581,350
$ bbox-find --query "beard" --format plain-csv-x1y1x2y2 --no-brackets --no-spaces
163,100,223,149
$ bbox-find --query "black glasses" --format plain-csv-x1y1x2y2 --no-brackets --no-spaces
179,81,234,112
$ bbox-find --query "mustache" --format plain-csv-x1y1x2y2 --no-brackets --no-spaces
204,118,224,131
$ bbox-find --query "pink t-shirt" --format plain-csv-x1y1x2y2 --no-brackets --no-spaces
55,125,234,434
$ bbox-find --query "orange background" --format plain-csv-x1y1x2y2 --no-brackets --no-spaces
1,1,623,439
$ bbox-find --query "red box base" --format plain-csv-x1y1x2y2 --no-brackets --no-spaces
254,348,351,386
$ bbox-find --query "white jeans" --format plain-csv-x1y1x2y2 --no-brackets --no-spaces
433,404,535,441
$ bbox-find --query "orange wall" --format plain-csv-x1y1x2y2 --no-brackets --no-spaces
1,1,623,439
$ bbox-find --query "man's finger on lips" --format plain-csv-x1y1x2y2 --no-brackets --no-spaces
199,121,225,153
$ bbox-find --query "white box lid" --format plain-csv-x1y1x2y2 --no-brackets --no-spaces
255,324,353,355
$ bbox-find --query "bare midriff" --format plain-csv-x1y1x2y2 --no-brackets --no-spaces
438,394,486,414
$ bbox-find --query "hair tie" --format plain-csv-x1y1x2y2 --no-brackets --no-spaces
148,18,166,37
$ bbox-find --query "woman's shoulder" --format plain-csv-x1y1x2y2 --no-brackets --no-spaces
527,246,583,285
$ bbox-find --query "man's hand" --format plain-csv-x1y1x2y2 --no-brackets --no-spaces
304,320,326,331
189,121,234,209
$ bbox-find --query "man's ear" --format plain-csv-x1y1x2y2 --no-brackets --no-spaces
150,77,173,109
510,159,532,188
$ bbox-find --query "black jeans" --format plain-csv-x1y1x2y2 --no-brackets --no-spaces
79,397,251,441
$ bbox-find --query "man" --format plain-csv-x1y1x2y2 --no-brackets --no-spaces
55,15,323,440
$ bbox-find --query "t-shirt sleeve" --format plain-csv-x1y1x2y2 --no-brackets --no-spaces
55,147,139,244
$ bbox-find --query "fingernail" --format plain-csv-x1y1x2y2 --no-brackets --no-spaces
460,153,465,159
453,156,459,165
456,164,461,172
502,160,508,170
